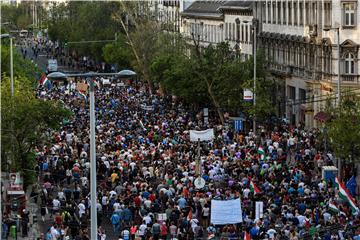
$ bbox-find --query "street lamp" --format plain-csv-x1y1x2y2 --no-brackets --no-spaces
47,71,133,239
323,26,341,178
323,26,341,107
243,19,258,134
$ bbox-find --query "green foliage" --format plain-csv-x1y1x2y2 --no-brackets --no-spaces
1,3,33,30
47,1,120,59
150,40,275,121
103,34,132,70
325,95,360,163
1,43,71,187
1,41,41,85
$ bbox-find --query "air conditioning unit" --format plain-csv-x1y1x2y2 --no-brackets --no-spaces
309,24,318,37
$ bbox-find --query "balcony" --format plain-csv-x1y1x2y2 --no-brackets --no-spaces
342,75,359,83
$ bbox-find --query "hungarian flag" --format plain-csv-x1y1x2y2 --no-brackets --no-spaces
244,232,251,240
38,75,52,89
39,75,49,85
249,177,261,194
257,147,265,160
335,176,359,214
328,202,339,214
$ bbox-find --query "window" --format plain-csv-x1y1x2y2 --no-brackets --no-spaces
299,89,306,103
262,2,266,23
245,25,248,43
241,24,244,42
305,2,310,25
268,2,271,23
312,2,317,25
324,2,332,27
273,2,276,24
344,3,356,26
278,1,281,24
345,53,355,74
299,2,303,26
283,2,287,25
288,2,292,25
294,2,298,26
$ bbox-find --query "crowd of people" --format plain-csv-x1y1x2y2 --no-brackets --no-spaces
28,75,360,240
4,35,360,240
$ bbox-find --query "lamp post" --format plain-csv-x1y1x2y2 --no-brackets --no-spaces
47,70,135,238
323,26,341,107
323,26,341,178
243,19,258,134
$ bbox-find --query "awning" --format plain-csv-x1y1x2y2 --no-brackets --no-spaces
314,111,330,122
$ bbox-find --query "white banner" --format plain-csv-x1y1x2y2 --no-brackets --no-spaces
210,198,243,225
255,201,264,220
190,129,214,142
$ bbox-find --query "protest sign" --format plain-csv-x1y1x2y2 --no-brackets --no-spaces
210,198,242,225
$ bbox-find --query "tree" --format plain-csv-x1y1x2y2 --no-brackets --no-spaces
102,34,133,71
1,44,71,188
47,1,121,59
325,95,360,167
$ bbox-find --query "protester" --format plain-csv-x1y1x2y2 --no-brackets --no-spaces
34,69,360,240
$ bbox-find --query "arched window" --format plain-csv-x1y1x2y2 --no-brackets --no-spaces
345,53,355,74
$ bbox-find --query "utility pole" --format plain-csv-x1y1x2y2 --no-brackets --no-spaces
253,19,257,134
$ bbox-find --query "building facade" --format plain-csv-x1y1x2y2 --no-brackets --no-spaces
180,1,254,58
254,0,360,128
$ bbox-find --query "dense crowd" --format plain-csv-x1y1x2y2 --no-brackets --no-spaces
4,34,360,239
26,77,360,240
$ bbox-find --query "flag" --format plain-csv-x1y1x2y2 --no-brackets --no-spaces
335,176,359,214
38,75,52,89
139,119,146,131
328,202,339,214
39,75,49,86
187,209,192,221
77,91,87,101
249,177,261,194
257,147,265,160
346,176,357,197
245,232,251,240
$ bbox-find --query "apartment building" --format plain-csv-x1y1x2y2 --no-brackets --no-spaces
254,0,360,128
180,0,254,58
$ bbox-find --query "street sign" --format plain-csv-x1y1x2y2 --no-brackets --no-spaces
234,120,243,132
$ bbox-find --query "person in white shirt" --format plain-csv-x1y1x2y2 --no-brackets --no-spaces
52,198,61,215
267,226,277,239
243,188,251,199
138,221,147,237
78,201,86,218
143,214,152,225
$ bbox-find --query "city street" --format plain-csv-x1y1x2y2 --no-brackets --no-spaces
1,1,360,240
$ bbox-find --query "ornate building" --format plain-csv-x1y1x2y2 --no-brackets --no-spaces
181,0,254,58
254,0,360,128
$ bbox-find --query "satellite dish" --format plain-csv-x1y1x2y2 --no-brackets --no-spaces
195,177,206,189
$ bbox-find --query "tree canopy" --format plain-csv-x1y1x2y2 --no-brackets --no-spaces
1,41,71,188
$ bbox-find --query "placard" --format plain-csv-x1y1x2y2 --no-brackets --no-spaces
190,129,214,142
255,201,263,220
210,198,243,225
